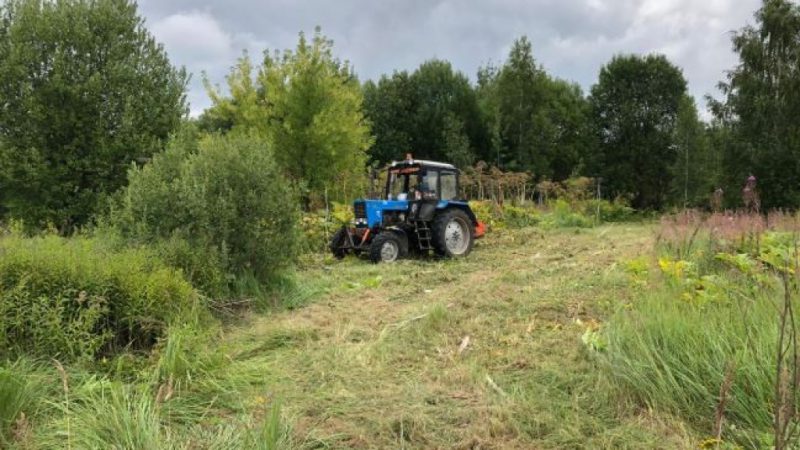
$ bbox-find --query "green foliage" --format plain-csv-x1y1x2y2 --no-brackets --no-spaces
711,0,800,209
63,383,164,449
362,59,488,166
467,200,503,229
0,231,199,361
0,360,46,446
111,129,299,296
501,204,540,228
299,202,354,254
582,199,635,223
204,28,371,206
0,0,187,232
546,199,594,228
670,96,716,207
588,54,689,210
478,37,591,179
600,222,800,446
601,284,776,445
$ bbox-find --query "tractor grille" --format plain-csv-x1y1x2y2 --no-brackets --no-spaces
354,202,367,219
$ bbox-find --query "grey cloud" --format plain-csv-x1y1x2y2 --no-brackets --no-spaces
139,0,761,117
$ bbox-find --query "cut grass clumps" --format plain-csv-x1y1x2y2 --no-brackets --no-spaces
0,231,201,361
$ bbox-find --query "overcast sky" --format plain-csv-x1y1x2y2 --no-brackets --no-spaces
138,0,762,118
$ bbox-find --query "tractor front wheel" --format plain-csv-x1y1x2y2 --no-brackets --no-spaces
329,227,349,259
369,231,406,263
432,209,474,258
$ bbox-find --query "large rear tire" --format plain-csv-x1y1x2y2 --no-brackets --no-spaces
369,231,407,263
432,209,474,258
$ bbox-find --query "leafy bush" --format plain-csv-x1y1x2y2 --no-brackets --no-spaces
501,204,540,228
582,199,635,223
0,232,199,361
546,199,594,228
468,200,503,229
299,202,354,254
110,129,299,296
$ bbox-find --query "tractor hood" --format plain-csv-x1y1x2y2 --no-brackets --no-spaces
354,199,408,228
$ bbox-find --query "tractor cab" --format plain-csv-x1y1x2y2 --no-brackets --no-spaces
384,158,459,203
331,155,486,263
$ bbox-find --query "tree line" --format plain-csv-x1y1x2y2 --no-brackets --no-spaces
0,0,798,234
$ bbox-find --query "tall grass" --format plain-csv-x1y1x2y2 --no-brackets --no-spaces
19,325,294,449
602,285,777,445
0,231,201,361
599,210,800,447
0,360,49,446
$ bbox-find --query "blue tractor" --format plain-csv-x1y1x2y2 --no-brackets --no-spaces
330,155,486,263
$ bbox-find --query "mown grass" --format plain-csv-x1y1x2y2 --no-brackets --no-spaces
3,222,711,449
217,223,699,448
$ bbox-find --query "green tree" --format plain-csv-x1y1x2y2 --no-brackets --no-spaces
588,54,688,209
476,64,504,167
362,60,487,167
410,60,487,163
0,0,187,232
111,128,298,296
205,29,371,206
442,113,474,169
494,37,548,171
362,72,417,164
712,0,800,209
670,96,715,207
199,55,265,135
482,37,590,179
531,78,591,180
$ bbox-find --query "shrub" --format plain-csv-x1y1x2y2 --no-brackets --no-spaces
0,232,199,361
299,202,354,254
547,199,594,228
110,129,299,296
582,199,635,223
468,200,503,229
501,204,539,228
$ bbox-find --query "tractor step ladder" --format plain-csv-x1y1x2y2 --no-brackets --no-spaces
414,221,433,251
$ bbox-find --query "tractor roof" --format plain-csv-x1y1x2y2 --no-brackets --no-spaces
388,158,458,172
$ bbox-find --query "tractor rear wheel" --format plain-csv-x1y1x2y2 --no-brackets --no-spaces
369,231,407,263
432,209,474,258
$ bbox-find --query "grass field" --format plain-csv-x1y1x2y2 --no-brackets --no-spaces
7,222,735,449
212,223,701,449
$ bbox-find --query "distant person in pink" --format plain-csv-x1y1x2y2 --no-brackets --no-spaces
742,174,760,213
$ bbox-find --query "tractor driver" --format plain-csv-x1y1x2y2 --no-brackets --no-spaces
411,172,437,200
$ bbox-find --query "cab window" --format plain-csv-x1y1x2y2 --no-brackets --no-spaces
440,171,457,200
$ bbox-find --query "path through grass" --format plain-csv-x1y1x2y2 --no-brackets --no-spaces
220,225,696,449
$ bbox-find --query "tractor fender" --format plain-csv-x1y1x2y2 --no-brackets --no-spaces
438,201,478,225
436,202,485,238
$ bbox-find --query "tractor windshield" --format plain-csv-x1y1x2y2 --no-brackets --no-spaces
385,167,438,201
